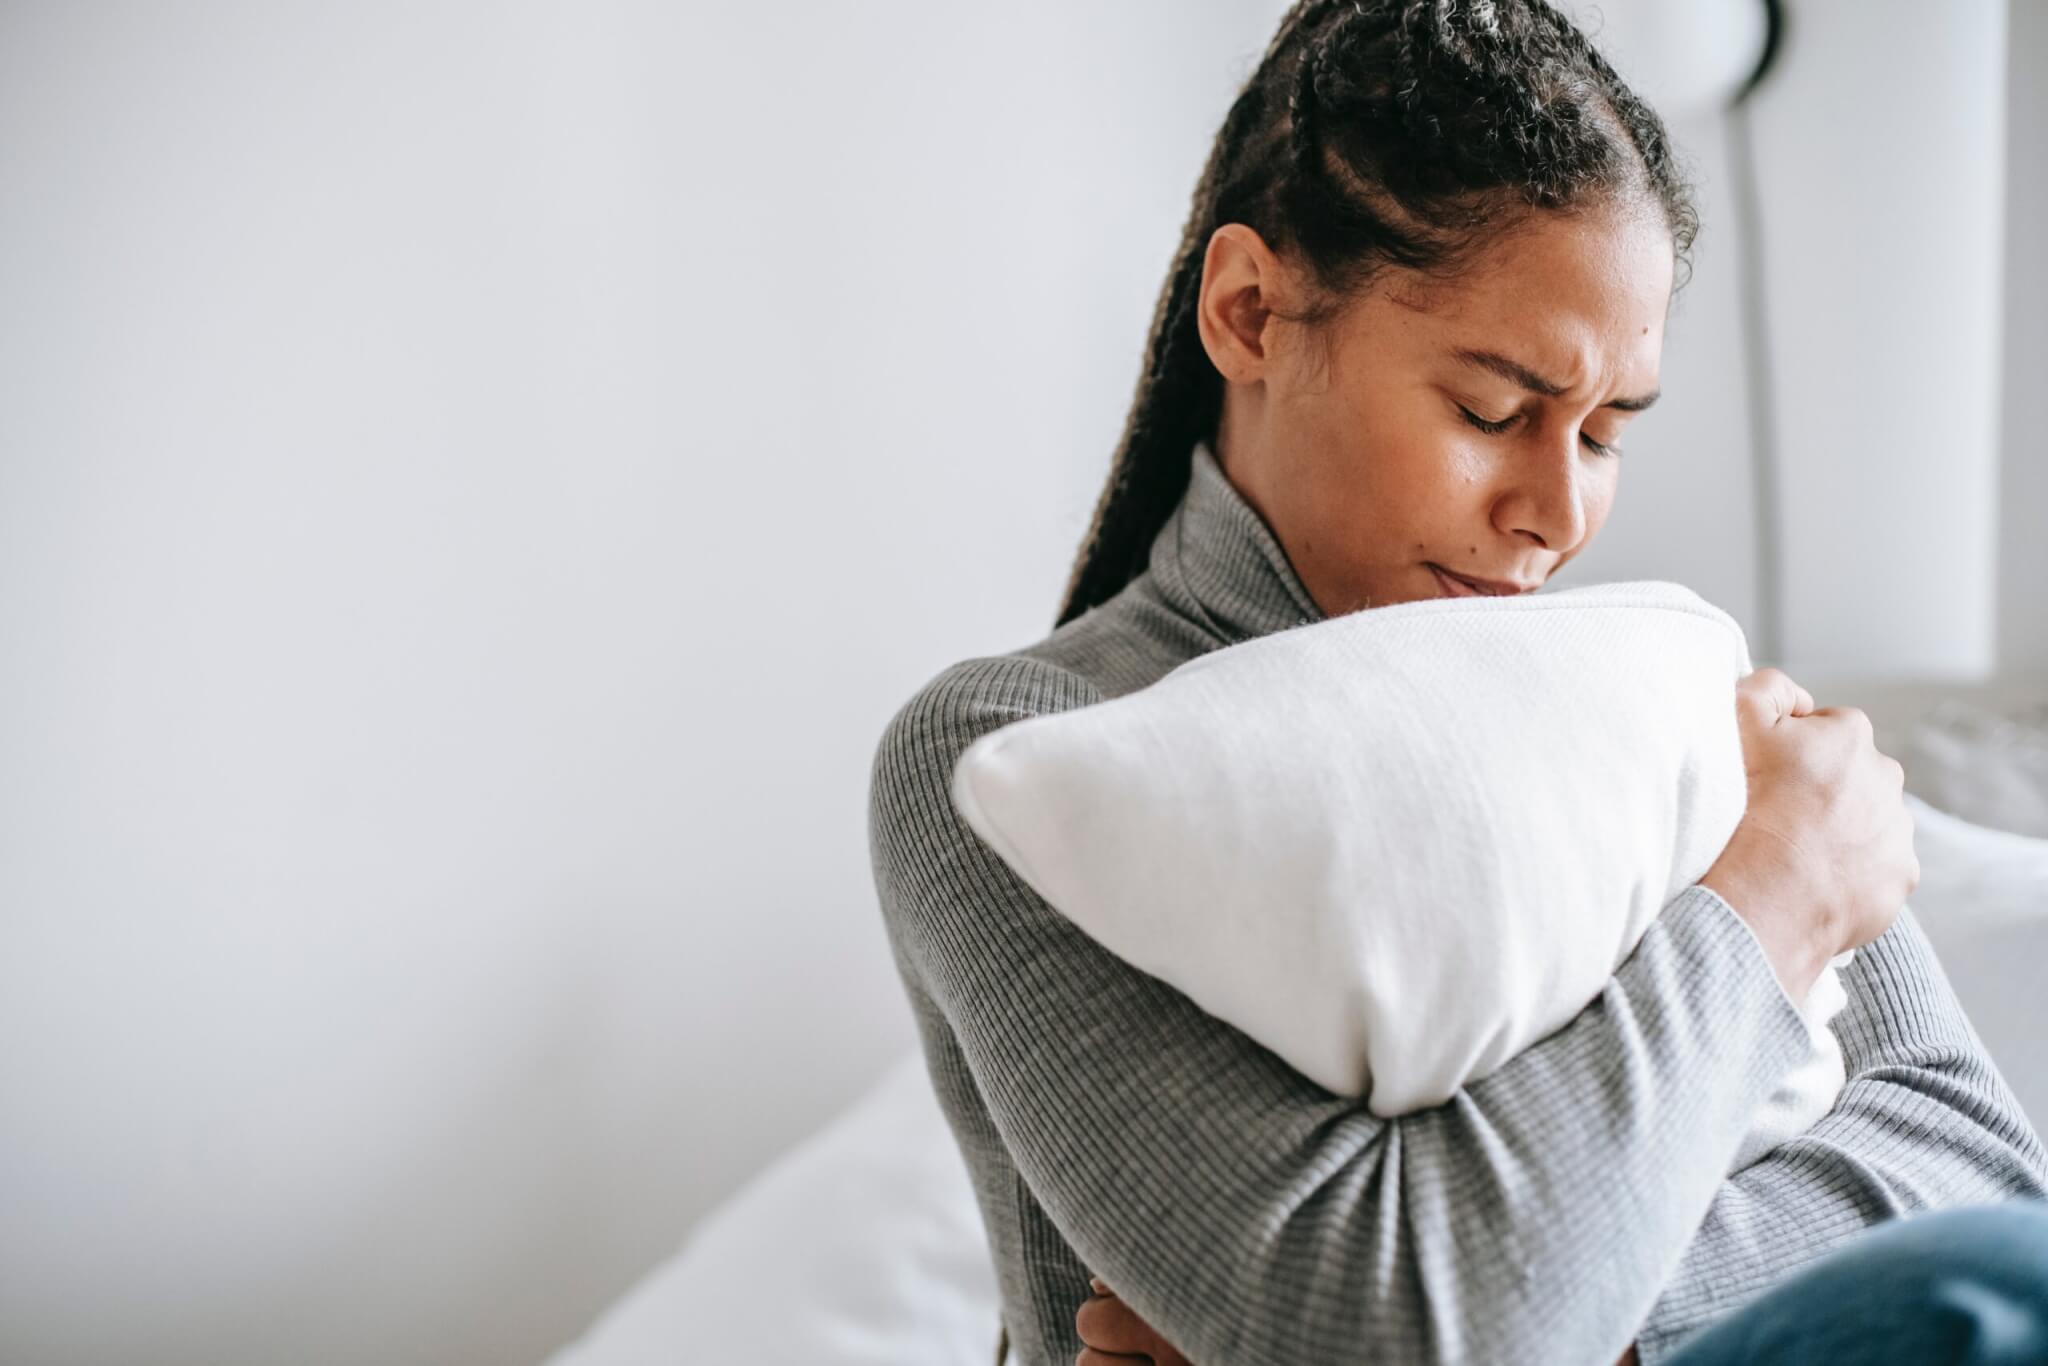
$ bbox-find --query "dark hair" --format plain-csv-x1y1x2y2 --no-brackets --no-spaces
1053,0,1699,628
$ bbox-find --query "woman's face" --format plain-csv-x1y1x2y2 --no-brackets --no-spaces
1197,200,1674,616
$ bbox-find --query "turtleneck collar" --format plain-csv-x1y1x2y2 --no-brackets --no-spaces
1144,438,1327,646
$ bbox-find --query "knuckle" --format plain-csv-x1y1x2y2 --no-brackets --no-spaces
1817,715,1863,759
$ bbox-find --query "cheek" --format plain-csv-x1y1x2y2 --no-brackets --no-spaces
1563,469,1623,554
1295,400,1491,548
1400,443,1495,533
1585,465,1622,526
1369,423,1490,502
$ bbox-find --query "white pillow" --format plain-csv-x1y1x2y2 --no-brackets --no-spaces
952,580,1845,1151
1904,791,2048,934
543,1054,999,1366
1900,792,2048,1127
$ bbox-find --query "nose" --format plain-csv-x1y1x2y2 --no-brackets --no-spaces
1494,428,1589,553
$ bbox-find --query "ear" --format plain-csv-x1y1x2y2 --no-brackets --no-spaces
1194,223,1294,386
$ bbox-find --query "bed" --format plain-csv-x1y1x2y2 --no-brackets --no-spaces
545,682,2048,1366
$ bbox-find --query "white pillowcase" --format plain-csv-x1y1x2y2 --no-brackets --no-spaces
952,580,1845,1167
543,1055,999,1366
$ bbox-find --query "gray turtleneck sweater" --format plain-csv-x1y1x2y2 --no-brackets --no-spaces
865,441,2046,1366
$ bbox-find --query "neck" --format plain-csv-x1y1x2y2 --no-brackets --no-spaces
1138,437,1326,647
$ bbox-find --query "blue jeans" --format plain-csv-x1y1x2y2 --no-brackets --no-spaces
1664,1203,2048,1365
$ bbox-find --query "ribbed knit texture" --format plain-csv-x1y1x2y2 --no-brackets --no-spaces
866,442,2048,1366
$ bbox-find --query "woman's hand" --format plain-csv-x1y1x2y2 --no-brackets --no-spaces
1699,667,1918,1000
1076,1277,1193,1366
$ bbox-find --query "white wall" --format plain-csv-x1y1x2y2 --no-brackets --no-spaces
0,3,2032,1365
1744,0,2010,680
1576,0,2029,685
1998,0,2048,673
0,3,1283,1363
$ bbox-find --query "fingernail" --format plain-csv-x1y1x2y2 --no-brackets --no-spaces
1089,1276,1108,1294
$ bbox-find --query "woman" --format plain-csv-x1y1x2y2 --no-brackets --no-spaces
865,2,2048,1362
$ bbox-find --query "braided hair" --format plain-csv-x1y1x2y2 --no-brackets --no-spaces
1052,0,1698,628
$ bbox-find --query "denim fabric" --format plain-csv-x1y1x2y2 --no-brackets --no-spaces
1667,1203,2048,1365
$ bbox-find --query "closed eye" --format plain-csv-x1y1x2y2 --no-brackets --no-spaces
1456,403,1517,435
1458,403,1622,457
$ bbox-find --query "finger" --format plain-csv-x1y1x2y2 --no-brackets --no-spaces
1076,1351,1152,1366
1739,668,1813,726
1808,703,1872,742
1766,669,1815,721
1076,1294,1158,1354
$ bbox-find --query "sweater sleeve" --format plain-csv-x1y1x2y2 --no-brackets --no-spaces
868,653,1813,1366
1634,905,2048,1362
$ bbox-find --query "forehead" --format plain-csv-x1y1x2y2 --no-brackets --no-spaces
1361,204,1674,391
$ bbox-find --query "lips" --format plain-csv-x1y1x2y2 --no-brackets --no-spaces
1426,563,1537,597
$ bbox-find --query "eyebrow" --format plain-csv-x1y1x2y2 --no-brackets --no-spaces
1453,347,1661,411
